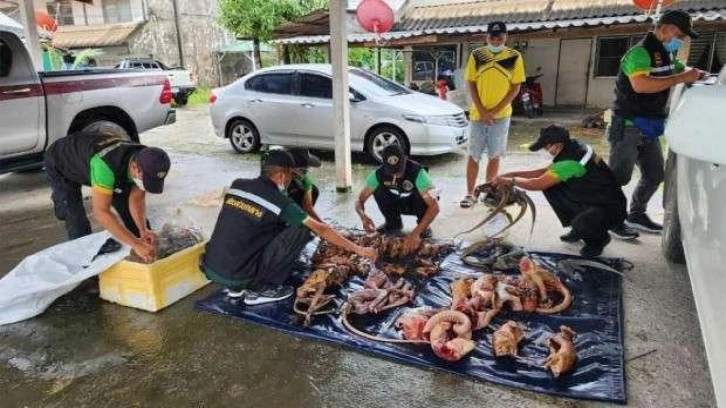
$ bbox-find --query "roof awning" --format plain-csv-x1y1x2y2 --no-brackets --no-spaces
273,8,726,45
52,22,143,48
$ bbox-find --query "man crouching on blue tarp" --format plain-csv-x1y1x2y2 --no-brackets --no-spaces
201,149,378,306
492,125,627,258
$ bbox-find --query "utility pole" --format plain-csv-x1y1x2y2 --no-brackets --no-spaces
171,0,185,68
330,0,352,192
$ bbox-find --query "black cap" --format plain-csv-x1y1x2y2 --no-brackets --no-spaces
529,125,570,152
289,148,321,168
487,21,507,37
381,144,406,175
137,147,171,194
262,149,295,168
659,10,699,38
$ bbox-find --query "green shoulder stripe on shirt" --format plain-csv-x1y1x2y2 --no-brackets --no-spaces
365,170,380,190
415,169,434,191
621,46,651,77
89,155,116,191
301,173,314,191
548,160,586,182
280,202,309,227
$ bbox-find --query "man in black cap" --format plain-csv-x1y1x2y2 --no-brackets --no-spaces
356,144,440,253
203,149,377,305
607,9,705,239
493,125,627,257
44,130,171,263
288,148,322,221
460,20,525,209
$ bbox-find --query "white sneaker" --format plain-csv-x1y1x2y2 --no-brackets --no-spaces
243,284,294,306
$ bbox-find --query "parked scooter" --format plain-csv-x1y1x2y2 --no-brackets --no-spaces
515,67,544,118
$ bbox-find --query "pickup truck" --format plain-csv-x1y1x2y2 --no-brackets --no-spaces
115,58,196,106
0,30,176,174
662,67,726,407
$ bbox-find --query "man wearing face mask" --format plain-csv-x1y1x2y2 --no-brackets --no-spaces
460,21,525,209
492,125,627,258
607,10,704,239
202,149,378,305
356,144,440,254
44,130,171,263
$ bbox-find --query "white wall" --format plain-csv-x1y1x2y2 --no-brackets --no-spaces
518,38,560,107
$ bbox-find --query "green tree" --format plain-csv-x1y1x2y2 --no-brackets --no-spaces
219,0,325,69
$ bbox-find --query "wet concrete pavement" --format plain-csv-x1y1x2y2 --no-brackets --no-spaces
0,106,716,407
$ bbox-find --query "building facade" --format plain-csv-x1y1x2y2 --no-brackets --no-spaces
275,0,726,109
42,0,244,87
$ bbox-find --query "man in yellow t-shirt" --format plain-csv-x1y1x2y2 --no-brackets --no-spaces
460,21,525,208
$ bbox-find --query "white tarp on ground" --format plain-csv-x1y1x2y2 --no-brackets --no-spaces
0,231,129,325
0,12,24,37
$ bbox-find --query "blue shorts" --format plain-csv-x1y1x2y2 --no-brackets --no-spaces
467,117,511,161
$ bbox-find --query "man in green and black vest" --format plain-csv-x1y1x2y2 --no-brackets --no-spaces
288,148,322,222
356,144,440,254
493,125,627,257
202,150,377,306
607,10,704,239
44,131,171,263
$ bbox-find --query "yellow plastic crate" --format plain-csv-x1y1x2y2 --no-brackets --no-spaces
99,242,209,312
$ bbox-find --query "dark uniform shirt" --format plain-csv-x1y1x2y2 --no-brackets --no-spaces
546,140,627,225
613,32,685,119
365,160,434,198
204,176,308,288
46,131,143,193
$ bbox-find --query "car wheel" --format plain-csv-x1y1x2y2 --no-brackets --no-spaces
227,119,260,153
662,150,686,264
366,125,410,163
82,120,131,141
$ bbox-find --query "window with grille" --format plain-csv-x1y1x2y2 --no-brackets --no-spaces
595,37,632,77
687,32,726,74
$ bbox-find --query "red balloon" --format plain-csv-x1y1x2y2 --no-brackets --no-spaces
34,10,57,33
631,0,677,11
356,0,395,34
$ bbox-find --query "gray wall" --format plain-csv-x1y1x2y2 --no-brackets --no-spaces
127,0,234,88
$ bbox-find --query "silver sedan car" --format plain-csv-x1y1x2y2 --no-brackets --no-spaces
209,64,468,161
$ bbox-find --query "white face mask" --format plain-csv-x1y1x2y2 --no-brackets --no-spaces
278,183,286,192
133,177,145,191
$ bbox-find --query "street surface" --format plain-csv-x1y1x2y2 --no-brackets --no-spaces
0,106,715,407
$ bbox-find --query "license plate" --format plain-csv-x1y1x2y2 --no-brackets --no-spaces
164,110,176,125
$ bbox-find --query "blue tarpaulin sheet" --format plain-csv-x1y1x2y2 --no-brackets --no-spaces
196,247,626,404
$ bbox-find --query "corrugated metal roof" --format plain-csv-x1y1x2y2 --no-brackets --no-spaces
52,23,143,48
397,0,726,31
273,8,726,45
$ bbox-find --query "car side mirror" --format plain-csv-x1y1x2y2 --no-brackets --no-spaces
349,92,359,102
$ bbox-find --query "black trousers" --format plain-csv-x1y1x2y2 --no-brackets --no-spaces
373,189,428,229
544,186,625,246
250,226,313,290
45,154,141,240
607,115,665,215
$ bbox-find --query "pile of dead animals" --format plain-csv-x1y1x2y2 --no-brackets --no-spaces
341,254,578,377
293,231,453,325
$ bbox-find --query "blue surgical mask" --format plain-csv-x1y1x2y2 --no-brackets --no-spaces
664,38,682,53
488,44,504,53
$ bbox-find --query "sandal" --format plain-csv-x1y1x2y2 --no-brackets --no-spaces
460,194,475,208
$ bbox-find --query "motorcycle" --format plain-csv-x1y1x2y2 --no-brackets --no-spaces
515,67,544,118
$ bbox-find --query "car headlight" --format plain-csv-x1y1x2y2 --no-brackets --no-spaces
402,113,426,123
402,113,452,126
